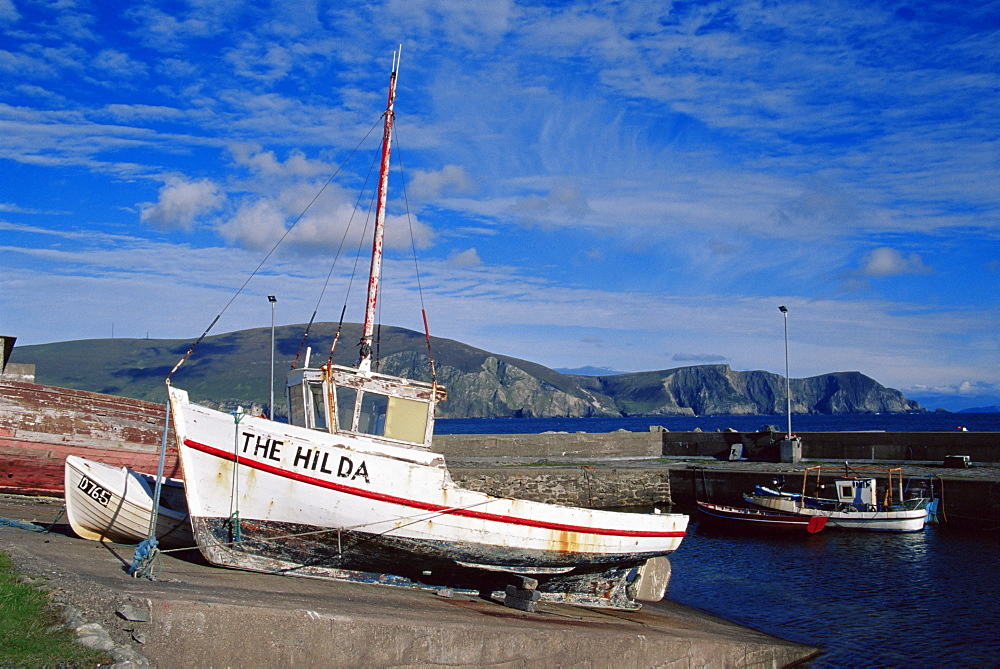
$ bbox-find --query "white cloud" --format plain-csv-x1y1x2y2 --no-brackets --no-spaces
139,176,223,231
0,203,36,214
91,49,148,80
1,0,996,399
673,353,728,362
448,248,481,268
124,6,218,51
408,165,472,200
505,184,592,227
225,39,293,81
0,0,19,24
216,199,288,249
858,247,933,277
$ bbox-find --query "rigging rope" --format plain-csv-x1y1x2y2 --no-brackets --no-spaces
393,136,440,387
170,117,385,380
293,118,386,370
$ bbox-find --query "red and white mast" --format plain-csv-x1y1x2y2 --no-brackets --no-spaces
359,47,400,372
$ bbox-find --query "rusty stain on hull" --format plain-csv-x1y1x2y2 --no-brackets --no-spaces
0,380,179,495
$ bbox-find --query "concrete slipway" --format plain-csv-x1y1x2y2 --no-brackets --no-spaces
0,495,816,668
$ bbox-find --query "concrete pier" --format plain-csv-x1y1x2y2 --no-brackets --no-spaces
0,495,816,668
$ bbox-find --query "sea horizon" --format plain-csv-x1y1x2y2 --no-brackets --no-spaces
436,412,1000,435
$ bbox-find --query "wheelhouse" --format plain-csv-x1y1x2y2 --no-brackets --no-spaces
286,364,444,449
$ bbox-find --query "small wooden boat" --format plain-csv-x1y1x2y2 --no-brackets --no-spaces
696,501,827,534
64,455,194,549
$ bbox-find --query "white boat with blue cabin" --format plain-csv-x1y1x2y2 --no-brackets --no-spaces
745,466,931,532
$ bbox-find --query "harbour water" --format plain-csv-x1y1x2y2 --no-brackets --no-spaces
437,412,1000,435
666,521,1000,667
436,414,1000,666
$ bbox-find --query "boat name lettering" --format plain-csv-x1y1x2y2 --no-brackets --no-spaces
292,446,370,484
77,475,111,507
241,432,282,462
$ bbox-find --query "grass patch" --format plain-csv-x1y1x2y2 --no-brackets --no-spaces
0,551,112,667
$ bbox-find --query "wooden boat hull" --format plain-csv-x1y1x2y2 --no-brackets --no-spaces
745,494,928,532
696,501,827,534
169,386,687,605
0,380,180,496
64,455,194,549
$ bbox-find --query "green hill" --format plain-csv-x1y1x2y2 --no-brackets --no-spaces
10,323,922,419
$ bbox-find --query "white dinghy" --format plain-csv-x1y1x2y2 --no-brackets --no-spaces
64,455,194,549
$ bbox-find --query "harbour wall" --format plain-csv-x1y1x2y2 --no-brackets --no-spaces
453,467,674,509
436,430,662,459
441,430,1000,530
436,429,1000,463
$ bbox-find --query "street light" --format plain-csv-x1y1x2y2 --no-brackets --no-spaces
268,295,277,420
778,305,791,437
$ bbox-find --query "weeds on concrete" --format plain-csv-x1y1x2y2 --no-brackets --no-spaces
0,551,111,667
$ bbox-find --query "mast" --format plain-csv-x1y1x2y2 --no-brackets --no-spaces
359,47,400,372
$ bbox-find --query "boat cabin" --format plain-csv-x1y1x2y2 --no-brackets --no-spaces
834,478,877,507
286,364,444,449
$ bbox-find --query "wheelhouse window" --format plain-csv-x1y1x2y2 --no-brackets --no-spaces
285,368,329,431
334,388,429,445
310,383,327,430
358,392,388,435
383,395,429,443
288,384,306,427
335,386,357,433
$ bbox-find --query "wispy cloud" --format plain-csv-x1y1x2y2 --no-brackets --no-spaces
0,0,995,404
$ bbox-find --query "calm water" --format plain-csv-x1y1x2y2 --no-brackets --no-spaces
436,412,1000,435
437,415,1000,665
665,521,1000,666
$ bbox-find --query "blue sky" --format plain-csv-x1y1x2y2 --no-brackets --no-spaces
1,0,997,410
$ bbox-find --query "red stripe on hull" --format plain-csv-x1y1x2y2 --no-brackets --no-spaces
184,438,685,539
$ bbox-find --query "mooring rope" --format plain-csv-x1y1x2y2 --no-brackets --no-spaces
0,517,47,532
0,505,66,533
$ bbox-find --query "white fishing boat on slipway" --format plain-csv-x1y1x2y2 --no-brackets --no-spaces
64,455,194,549
745,466,931,533
165,51,688,610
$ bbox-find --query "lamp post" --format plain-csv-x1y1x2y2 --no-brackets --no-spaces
778,305,791,437
268,295,277,420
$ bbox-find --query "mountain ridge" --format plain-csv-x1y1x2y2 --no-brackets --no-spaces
9,323,923,419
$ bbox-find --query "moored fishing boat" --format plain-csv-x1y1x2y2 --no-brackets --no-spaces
744,466,930,532
64,455,194,549
696,500,827,534
165,50,688,610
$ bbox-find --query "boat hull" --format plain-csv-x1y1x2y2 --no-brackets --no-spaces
696,501,827,534
64,455,194,549
1,380,180,495
169,386,687,603
745,494,928,532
